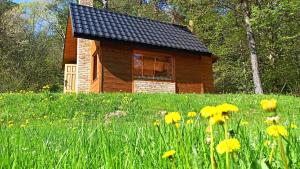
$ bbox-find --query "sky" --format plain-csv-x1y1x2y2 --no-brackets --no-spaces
13,0,32,3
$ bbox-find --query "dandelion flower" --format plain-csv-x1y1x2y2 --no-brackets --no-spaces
187,112,197,118
162,150,176,158
165,112,181,124
186,119,193,124
200,106,217,118
216,103,239,114
290,123,297,129
175,123,180,128
261,99,277,112
266,125,288,137
209,113,226,125
153,120,160,126
216,138,241,154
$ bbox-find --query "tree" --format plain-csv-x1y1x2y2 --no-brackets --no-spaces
241,0,263,94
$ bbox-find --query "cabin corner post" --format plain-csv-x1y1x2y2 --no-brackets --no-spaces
76,38,92,93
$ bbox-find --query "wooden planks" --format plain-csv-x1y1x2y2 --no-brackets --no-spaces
63,15,77,64
64,64,77,93
94,39,214,93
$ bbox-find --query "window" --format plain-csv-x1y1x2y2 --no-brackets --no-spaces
133,53,174,80
93,52,97,80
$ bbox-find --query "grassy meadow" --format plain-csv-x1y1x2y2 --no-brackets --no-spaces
0,93,299,168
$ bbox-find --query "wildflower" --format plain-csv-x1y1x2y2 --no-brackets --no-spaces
240,120,249,126
266,125,288,137
216,103,239,115
153,120,160,126
200,106,217,118
187,112,197,118
175,123,180,128
216,138,241,154
290,123,297,129
42,85,50,89
209,113,226,125
265,116,280,125
186,119,193,124
162,150,176,158
165,112,181,124
261,99,277,112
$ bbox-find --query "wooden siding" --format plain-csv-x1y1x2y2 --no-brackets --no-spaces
91,39,214,93
63,15,77,64
175,54,213,93
90,41,102,93
101,41,132,92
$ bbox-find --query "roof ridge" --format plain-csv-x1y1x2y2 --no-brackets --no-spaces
70,3,190,31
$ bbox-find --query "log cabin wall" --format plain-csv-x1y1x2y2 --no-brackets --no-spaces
63,15,77,64
175,53,214,93
90,41,102,93
101,40,133,92
98,39,214,93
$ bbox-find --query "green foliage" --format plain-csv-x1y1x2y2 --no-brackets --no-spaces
0,93,299,168
0,0,299,94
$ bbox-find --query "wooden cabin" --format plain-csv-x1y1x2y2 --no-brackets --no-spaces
63,1,215,94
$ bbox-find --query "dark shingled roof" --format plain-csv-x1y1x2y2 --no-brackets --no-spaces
69,3,210,54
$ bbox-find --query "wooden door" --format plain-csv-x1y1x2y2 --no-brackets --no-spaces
64,64,77,93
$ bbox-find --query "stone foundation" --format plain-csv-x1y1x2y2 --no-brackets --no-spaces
133,80,176,93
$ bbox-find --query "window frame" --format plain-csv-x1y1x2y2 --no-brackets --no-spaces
132,51,175,81
92,52,98,81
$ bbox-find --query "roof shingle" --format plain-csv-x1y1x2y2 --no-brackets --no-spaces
69,3,210,54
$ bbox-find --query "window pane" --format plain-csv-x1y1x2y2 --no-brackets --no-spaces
155,57,172,79
93,54,97,80
133,54,142,77
143,56,155,77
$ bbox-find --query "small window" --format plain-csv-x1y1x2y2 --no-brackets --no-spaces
93,52,97,80
133,53,174,81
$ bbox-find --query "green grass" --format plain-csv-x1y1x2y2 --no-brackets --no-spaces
0,93,299,168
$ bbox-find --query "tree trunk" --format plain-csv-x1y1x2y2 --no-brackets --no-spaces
241,0,263,94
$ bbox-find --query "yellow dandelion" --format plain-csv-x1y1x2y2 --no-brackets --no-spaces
261,99,277,112
290,123,297,129
153,120,160,126
266,125,288,137
186,119,193,124
165,112,181,124
175,123,180,128
187,112,197,118
209,113,226,125
240,120,249,126
216,138,241,154
200,106,217,118
216,103,239,114
162,150,176,158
